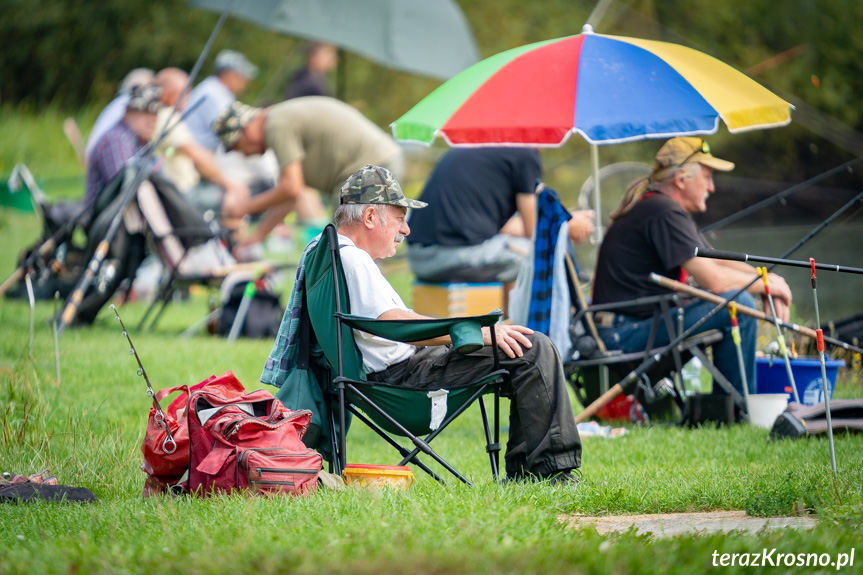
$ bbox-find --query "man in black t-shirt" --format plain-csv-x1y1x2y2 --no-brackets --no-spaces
592,137,793,399
406,148,594,304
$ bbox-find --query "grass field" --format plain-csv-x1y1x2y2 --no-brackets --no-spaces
2,108,862,574
3,198,863,575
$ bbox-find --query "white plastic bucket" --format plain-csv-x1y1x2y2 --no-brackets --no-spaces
747,393,790,429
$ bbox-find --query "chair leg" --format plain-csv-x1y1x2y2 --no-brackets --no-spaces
689,347,746,411
346,383,472,485
338,384,347,474
327,398,340,476
478,396,501,480
348,407,446,484
494,384,500,476
393,381,501,482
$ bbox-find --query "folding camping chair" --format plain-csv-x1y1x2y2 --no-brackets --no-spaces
303,225,508,485
2,164,148,318
132,172,284,333
568,293,738,422
515,187,741,424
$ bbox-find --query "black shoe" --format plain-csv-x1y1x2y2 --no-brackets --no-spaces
503,468,582,486
543,469,582,486
769,412,807,440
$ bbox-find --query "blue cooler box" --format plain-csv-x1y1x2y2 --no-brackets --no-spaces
755,357,843,405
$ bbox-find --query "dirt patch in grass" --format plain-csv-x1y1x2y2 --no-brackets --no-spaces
560,510,817,538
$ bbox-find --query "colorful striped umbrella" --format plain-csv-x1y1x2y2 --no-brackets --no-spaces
391,25,792,242
392,25,792,147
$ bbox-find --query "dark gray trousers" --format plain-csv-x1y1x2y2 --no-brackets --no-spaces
367,332,582,477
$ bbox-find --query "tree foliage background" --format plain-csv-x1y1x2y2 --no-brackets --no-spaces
2,0,863,191
2,0,861,124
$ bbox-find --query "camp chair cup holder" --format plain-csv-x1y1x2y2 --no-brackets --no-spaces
450,320,484,354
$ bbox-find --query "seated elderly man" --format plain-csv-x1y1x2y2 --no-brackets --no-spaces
85,84,162,206
592,137,793,402
322,165,582,483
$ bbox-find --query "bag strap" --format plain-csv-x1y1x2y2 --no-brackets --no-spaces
155,384,189,404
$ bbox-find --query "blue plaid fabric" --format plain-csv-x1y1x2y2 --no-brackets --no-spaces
527,188,572,333
260,235,320,387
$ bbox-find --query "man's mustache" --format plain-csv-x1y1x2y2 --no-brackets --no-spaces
395,233,405,244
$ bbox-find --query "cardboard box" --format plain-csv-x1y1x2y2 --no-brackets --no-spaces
412,282,503,318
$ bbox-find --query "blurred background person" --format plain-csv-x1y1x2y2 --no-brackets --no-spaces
85,84,162,205
84,68,154,162
213,97,403,251
152,67,249,218
406,147,594,308
184,49,257,152
284,41,338,100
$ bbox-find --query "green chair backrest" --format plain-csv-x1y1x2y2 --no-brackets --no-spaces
304,225,366,385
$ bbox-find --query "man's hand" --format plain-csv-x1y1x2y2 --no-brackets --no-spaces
231,232,263,262
763,272,792,323
568,210,595,244
222,194,247,218
484,324,534,358
223,179,250,205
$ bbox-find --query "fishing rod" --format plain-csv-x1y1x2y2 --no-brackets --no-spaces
110,304,176,454
650,274,863,355
696,247,863,275
702,158,862,233
3,96,206,302
577,185,863,423
56,0,236,334
757,266,800,403
809,259,838,472
0,166,99,297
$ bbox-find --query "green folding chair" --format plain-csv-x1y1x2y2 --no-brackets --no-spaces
305,224,508,485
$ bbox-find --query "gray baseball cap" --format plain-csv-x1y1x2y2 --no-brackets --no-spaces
214,49,258,79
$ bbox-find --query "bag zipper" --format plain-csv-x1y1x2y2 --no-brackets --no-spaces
223,409,312,437
237,448,320,486
238,447,318,469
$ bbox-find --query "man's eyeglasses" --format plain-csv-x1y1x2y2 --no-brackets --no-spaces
678,139,710,167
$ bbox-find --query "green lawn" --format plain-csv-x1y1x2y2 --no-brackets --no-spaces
2,203,862,575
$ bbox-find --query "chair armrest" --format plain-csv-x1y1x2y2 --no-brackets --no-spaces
582,292,684,315
336,311,502,354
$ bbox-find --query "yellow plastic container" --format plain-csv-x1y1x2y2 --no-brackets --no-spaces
342,464,414,490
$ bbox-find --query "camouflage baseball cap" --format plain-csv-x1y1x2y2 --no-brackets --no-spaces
340,165,427,208
126,84,162,114
213,101,262,150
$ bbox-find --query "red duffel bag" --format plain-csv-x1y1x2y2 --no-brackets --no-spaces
187,377,321,497
141,372,246,492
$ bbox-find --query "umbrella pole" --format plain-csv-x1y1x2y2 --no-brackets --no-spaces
337,48,346,101
590,144,602,246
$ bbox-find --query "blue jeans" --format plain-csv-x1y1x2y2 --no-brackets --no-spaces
596,291,757,396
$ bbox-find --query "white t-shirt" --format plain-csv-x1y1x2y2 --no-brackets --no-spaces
338,235,416,373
